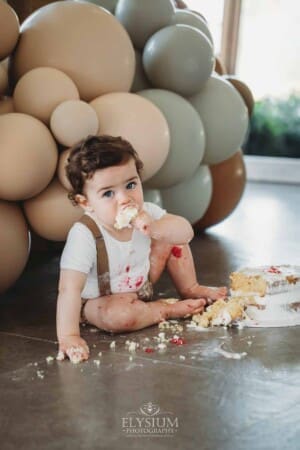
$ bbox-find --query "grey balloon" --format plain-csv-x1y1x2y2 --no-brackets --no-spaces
143,25,214,96
74,0,118,14
188,74,249,165
143,188,163,207
171,9,214,46
139,89,205,188
131,49,152,93
115,0,175,50
160,165,212,224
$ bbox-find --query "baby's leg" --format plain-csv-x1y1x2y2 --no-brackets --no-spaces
167,244,227,299
149,240,227,300
83,293,206,333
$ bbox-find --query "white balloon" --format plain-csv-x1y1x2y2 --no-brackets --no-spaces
160,165,212,224
188,74,249,165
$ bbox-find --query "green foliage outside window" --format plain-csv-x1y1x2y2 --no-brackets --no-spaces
243,94,300,158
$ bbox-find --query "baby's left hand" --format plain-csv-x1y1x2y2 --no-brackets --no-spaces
132,210,154,236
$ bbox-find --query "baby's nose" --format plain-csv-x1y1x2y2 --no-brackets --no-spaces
118,190,131,205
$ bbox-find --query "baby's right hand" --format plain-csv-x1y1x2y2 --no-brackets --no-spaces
57,335,89,364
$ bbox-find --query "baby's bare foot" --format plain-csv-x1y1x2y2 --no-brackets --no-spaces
183,285,227,301
162,298,206,320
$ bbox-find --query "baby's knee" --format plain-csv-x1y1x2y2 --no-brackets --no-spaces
98,304,137,333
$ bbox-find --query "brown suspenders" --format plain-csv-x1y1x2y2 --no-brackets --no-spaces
78,215,111,296
78,214,153,326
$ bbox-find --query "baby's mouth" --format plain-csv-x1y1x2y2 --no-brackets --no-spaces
114,205,138,230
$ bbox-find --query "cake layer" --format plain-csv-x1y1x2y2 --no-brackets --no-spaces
230,265,300,296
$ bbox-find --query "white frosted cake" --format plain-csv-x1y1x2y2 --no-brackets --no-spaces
230,265,300,327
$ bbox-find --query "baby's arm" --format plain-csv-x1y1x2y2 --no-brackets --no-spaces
56,269,89,362
133,212,194,244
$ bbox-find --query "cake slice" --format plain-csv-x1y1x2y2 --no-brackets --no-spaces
192,296,257,328
230,265,300,296
230,265,300,327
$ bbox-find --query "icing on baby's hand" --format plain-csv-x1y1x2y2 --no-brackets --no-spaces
132,210,153,236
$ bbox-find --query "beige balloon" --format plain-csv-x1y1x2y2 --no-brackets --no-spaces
0,201,30,294
0,97,14,115
13,67,80,124
23,178,84,241
0,64,8,96
90,92,170,181
0,2,20,60
57,148,72,191
0,113,58,201
50,100,99,147
11,1,135,101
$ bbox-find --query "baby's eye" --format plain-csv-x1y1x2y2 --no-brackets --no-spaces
126,181,137,190
103,190,114,198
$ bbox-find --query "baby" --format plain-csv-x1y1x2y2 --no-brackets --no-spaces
56,135,227,362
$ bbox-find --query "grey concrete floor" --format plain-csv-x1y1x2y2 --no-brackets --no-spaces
0,181,300,450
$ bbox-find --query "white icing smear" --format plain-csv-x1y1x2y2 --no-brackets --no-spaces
114,206,138,229
214,345,247,359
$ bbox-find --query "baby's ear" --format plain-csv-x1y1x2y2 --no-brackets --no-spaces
75,194,91,210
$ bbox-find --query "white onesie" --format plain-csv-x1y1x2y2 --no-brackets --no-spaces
60,202,166,299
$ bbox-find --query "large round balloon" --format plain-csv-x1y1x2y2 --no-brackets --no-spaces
131,49,152,93
170,9,213,45
0,201,30,295
143,25,214,96
115,0,175,50
50,100,99,147
194,150,246,231
23,178,84,241
160,165,212,224
189,74,249,165
13,67,80,124
0,113,58,200
76,0,118,14
139,89,205,188
224,75,255,116
90,92,170,181
0,1,19,60
11,1,135,101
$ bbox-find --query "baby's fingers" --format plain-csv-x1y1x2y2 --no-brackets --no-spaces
66,346,89,364
56,348,66,361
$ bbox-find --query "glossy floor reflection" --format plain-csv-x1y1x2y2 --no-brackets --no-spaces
0,182,300,450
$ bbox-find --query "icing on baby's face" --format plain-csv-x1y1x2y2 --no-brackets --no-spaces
76,158,143,232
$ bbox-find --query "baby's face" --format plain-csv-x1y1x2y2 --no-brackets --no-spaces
79,158,143,231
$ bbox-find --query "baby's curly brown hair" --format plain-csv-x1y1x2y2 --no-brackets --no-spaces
66,135,143,205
